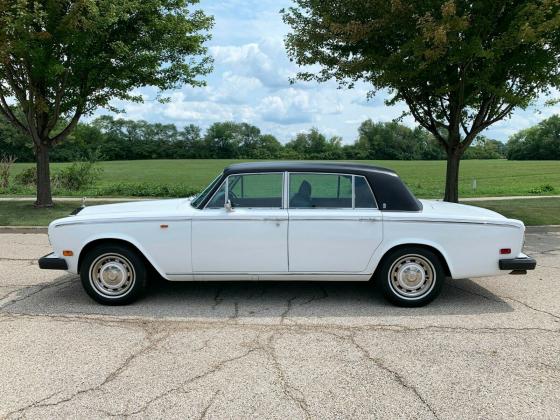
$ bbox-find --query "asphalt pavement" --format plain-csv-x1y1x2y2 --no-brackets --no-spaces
0,228,559,419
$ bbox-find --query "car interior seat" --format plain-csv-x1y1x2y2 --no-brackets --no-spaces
290,180,312,207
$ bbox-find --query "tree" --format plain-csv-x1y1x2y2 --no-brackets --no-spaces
0,112,34,161
202,122,283,159
285,128,344,159
356,120,419,160
0,0,213,206
204,122,244,159
463,136,506,159
283,0,560,201
506,115,560,160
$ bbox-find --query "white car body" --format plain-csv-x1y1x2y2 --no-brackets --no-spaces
42,162,532,283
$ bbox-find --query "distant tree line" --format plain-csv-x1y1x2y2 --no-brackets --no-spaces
506,115,560,160
1,114,557,162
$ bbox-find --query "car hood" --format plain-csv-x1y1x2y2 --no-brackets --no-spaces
49,198,199,228
417,199,524,228
75,198,189,217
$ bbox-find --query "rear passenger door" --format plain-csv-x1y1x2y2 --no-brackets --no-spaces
287,173,383,273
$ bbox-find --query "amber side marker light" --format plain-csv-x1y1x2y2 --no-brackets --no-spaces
62,250,74,256
500,248,511,255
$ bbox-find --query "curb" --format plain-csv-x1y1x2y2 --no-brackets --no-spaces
460,195,560,202
526,225,560,233
0,226,48,234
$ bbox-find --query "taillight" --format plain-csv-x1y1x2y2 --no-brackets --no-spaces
500,248,511,255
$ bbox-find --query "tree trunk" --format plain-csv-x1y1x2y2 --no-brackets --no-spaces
35,143,53,207
444,150,461,203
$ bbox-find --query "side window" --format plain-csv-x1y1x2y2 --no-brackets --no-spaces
206,181,227,209
354,176,377,209
289,173,352,208
206,173,283,209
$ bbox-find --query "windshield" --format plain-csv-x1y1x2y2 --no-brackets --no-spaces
190,173,222,208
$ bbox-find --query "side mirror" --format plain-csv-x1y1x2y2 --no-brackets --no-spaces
225,199,234,212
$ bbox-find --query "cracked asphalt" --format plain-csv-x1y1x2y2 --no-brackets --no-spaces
0,228,559,419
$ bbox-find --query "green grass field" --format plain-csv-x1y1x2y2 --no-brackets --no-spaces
0,201,116,226
5,159,560,199
466,198,560,226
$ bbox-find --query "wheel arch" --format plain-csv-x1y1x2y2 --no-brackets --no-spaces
374,243,452,278
78,237,163,278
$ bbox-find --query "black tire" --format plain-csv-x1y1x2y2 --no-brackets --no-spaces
376,247,445,307
80,243,147,305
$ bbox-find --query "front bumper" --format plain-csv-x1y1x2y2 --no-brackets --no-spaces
499,254,537,271
38,253,68,270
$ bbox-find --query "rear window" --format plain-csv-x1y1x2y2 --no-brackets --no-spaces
288,173,377,209
354,176,376,208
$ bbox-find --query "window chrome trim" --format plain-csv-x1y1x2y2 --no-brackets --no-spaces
203,172,285,210
282,171,289,209
351,175,356,209
287,172,378,210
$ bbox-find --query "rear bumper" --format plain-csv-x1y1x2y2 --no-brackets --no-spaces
38,253,68,270
499,255,536,271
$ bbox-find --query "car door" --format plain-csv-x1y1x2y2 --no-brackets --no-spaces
288,173,383,273
191,172,288,277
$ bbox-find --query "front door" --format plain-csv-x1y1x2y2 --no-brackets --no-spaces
192,172,288,275
288,173,383,273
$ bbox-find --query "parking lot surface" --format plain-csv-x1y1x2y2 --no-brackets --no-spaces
1,228,559,419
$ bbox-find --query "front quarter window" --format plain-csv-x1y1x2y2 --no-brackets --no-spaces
206,173,283,209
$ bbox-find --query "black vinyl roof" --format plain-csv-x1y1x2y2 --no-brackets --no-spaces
224,161,398,176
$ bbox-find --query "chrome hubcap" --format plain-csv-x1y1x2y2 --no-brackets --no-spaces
89,253,135,298
389,254,435,300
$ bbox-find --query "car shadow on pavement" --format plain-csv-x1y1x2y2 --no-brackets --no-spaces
1,274,513,319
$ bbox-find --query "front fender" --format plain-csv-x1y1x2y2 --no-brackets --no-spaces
77,232,168,278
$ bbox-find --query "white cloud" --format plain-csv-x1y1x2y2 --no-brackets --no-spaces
90,0,560,144
259,95,312,124
163,92,234,122
211,41,293,88
210,72,263,104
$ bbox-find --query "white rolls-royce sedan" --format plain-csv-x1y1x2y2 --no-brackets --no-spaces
39,162,536,307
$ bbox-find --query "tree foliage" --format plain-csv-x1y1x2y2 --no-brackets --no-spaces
507,115,560,160
283,0,560,201
0,0,213,205
0,115,519,162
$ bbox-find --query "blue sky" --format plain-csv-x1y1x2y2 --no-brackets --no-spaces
103,0,560,144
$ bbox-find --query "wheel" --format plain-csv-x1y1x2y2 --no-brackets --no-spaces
376,247,445,307
80,244,147,305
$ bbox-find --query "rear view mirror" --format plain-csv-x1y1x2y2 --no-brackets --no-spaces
225,199,234,212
